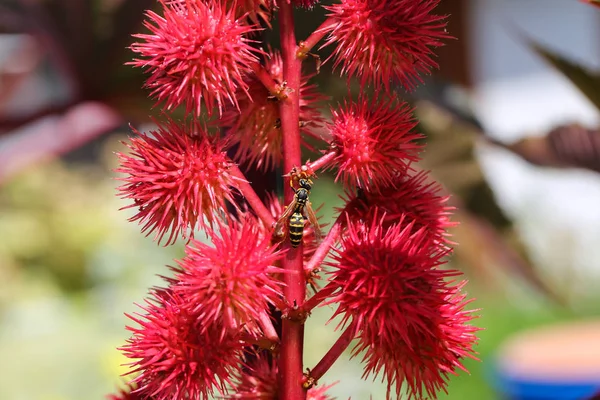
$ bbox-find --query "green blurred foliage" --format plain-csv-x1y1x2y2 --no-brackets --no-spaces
0,138,185,399
0,163,113,292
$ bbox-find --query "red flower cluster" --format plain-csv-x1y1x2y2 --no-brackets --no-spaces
114,0,480,399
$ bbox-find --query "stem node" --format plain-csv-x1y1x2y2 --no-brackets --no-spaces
302,368,317,390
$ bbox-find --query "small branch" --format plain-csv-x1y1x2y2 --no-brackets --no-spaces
304,216,342,275
230,165,276,227
306,151,336,175
251,62,288,100
300,216,343,313
303,322,357,389
297,17,337,58
302,281,337,314
257,310,280,344
243,334,279,353
258,310,280,343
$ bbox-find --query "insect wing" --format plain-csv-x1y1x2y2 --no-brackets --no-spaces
304,201,322,242
274,197,298,237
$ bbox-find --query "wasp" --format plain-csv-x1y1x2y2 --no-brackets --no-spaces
274,176,322,248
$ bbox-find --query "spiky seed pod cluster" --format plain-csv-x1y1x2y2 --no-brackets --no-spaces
312,0,480,396
322,101,479,396
113,0,480,398
120,217,285,399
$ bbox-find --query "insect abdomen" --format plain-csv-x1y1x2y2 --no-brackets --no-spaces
288,212,305,247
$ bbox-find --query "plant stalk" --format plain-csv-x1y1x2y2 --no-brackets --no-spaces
304,217,341,275
306,151,336,173
305,322,356,388
252,62,287,99
278,1,306,399
297,18,337,57
302,281,337,314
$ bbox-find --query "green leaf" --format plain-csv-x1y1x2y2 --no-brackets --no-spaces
525,37,600,111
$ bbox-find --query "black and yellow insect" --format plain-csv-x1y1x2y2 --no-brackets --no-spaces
274,178,322,248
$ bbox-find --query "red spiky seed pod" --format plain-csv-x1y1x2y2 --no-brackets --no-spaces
327,96,422,191
121,289,246,400
173,216,283,335
116,118,243,245
221,51,325,171
233,0,273,25
171,0,274,26
229,356,337,399
322,0,449,91
229,357,278,399
328,216,479,399
356,281,479,399
342,170,455,248
130,0,261,116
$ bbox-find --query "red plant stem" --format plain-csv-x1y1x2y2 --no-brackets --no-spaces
304,215,342,275
252,62,285,98
230,165,275,227
258,310,280,343
305,322,357,387
306,151,336,173
297,17,337,57
302,281,337,314
278,1,305,399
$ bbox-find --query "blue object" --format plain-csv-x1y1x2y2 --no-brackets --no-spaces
491,362,600,400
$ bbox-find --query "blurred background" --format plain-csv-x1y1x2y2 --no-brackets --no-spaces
2,0,600,399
